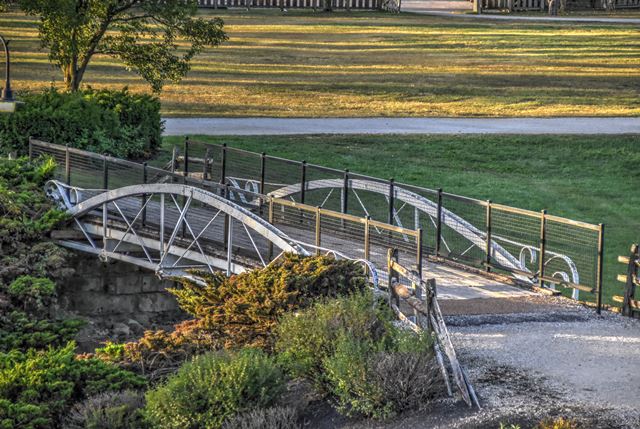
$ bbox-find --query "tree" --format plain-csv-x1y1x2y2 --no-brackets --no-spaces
20,0,227,92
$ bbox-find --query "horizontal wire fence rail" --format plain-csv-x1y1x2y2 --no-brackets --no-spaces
387,249,480,409
615,244,639,317
176,139,605,313
29,139,421,285
197,0,385,9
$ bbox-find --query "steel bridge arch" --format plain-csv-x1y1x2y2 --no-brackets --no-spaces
46,181,308,279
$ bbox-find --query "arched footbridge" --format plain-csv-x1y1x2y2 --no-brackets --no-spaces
31,139,605,311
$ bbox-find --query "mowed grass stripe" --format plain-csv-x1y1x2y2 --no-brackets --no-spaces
3,10,639,117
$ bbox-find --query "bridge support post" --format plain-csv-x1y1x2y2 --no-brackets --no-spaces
538,210,547,289
596,223,605,314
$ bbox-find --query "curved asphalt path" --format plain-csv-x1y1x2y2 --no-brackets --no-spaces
163,117,640,136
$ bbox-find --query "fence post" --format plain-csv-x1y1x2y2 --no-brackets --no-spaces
259,152,266,216
364,216,371,261
387,248,399,308
220,143,227,186
141,162,148,227
623,244,638,317
102,154,109,249
341,169,349,214
315,207,321,256
65,145,71,186
485,200,492,272
184,136,190,177
171,147,178,174
28,136,33,161
538,210,547,289
223,184,230,247
388,178,395,226
300,160,307,204
596,223,605,315
435,188,443,257
417,227,423,280
267,198,274,261
226,217,233,276
203,148,210,181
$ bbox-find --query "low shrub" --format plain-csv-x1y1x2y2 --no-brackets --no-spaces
222,406,299,429
0,342,146,429
144,348,284,429
7,276,56,313
0,310,84,353
169,253,368,350
276,292,441,420
94,255,368,380
63,390,147,429
0,87,162,159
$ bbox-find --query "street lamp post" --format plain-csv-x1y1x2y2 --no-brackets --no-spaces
0,34,13,102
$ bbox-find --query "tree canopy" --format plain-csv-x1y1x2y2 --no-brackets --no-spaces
19,0,227,92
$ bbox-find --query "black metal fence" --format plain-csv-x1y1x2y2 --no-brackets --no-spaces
178,139,605,312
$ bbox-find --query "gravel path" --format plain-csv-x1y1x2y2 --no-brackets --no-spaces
162,117,640,136
343,298,640,428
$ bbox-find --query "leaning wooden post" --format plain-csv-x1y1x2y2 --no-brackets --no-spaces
538,210,547,289
596,223,605,315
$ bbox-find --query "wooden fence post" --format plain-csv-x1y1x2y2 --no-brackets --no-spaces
622,244,638,317
387,248,399,307
596,223,605,314
315,207,322,255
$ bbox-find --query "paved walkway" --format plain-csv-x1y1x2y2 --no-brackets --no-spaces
163,117,640,136
401,0,640,23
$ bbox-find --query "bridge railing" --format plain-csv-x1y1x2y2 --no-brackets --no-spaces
196,0,384,9
179,139,605,312
29,139,421,285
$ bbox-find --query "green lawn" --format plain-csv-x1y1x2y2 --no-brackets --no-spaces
3,9,640,117
161,134,640,305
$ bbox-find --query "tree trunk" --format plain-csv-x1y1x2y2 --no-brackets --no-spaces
62,62,87,92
